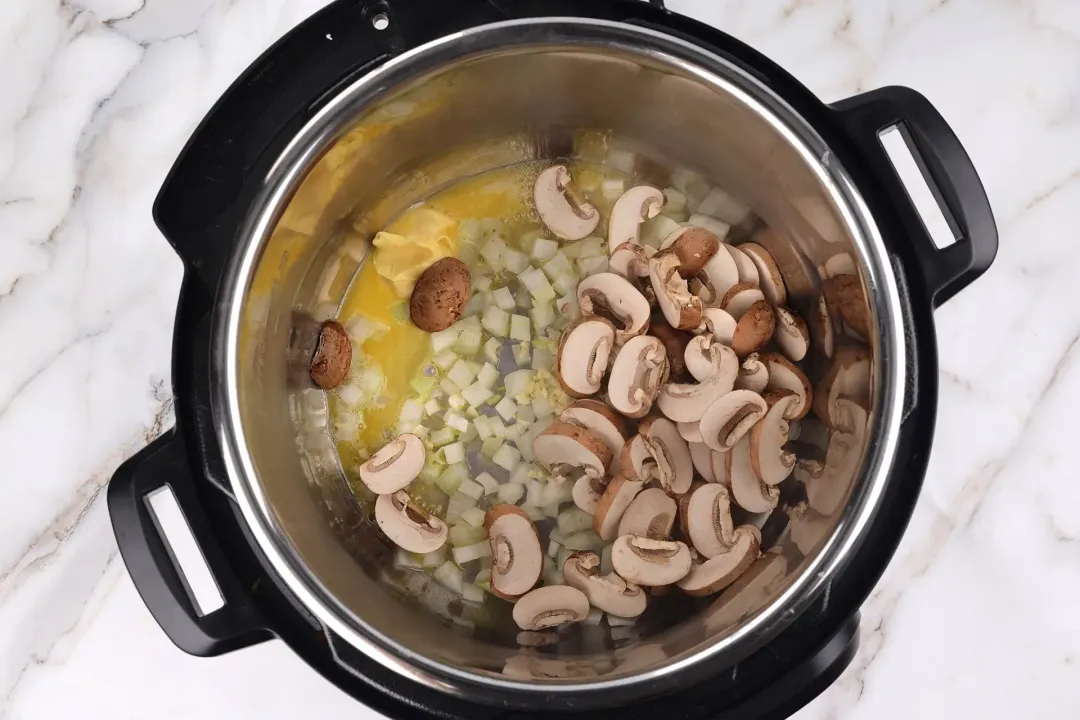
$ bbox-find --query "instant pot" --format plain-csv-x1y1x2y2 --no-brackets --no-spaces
108,0,997,717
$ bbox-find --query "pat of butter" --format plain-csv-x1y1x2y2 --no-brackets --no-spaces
372,208,457,297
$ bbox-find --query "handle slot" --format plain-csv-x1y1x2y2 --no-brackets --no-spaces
145,486,225,617
878,124,958,250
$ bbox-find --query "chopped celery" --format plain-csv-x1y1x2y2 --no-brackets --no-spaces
410,375,437,397
449,527,485,552
552,273,578,297
520,267,556,301
453,325,483,355
435,464,468,495
576,256,608,275
429,426,457,448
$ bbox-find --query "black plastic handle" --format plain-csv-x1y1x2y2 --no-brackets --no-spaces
833,86,998,307
108,429,271,656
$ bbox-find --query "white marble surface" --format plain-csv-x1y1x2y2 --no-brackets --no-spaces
2,0,1079,717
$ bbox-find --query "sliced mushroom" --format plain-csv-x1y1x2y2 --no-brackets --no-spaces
620,434,657,483
609,241,651,279
726,435,779,513
533,422,613,481
726,244,759,285
822,274,870,340
534,165,600,241
648,322,695,384
698,307,737,345
660,227,721,277
608,185,665,250
560,399,631,473
689,442,716,483
685,483,733,556
375,491,448,554
656,343,738,423
678,421,703,444
808,293,836,359
639,416,694,496
607,335,668,418
813,345,871,427
698,389,768,452
486,505,544,599
734,352,769,393
689,244,740,306
572,475,610,515
610,535,692,586
759,352,812,420
773,306,810,362
683,334,731,382
512,585,591,630
618,488,677,539
730,300,775,357
310,320,352,389
737,242,787,306
719,282,765,320
677,526,760,596
676,480,705,538
649,252,703,330
824,252,857,278
594,475,646,540
577,273,651,344
748,393,799,486
358,433,426,494
555,317,616,398
563,552,648,618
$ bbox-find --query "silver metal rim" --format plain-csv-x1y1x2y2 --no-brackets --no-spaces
213,17,906,702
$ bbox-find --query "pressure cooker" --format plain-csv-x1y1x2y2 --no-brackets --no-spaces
108,0,997,717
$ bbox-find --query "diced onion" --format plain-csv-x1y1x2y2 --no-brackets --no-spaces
454,325,483,355
449,523,486,547
542,556,563,586
505,369,535,398
472,273,492,292
432,350,459,370
696,186,750,225
519,267,556,301
525,479,545,507
530,237,558,261
524,505,545,522
492,444,521,472
460,506,486,528
422,547,448,568
398,399,424,428
437,465,469,495
601,178,626,199
443,412,468,433
439,378,460,397
547,539,562,558
497,483,525,504
448,359,478,388
532,396,554,419
395,548,423,570
447,394,466,412
512,342,531,367
462,382,494,408
336,383,364,406
430,326,462,354
552,272,578,297
530,301,555,332
481,437,504,458
461,583,486,604
476,363,499,388
483,337,503,365
542,252,574,281
576,255,608,276
434,561,465,594
517,405,536,424
442,442,466,465
562,531,605,551
607,614,637,627
509,463,534,486
452,540,492,565
457,477,484,499
492,287,515,311
687,213,731,240
509,315,531,343
473,568,492,587
503,249,530,274
543,502,561,518
576,236,606,258
480,236,510,270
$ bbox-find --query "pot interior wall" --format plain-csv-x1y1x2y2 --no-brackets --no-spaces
231,37,875,684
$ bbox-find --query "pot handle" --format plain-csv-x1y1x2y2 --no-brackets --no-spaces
108,428,271,656
832,86,998,307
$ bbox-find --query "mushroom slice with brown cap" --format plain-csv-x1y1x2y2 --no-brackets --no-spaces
649,252,703,330
512,585,591,631
608,185,665,250
619,434,657,483
656,343,738,423
610,535,692,586
808,294,836,359
533,423,613,481
698,307,737,345
534,165,600,241
689,244,740,307
822,274,870,340
594,475,646,540
726,244,760,285
648,322,694,384
676,480,705,538
639,416,694,496
685,483,740,558
719,282,766,320
609,241,651,279
485,505,544,599
358,433,426,494
814,345,871,427
563,552,648,618
555,317,616,398
560,399,630,473
683,335,732,383
677,526,760,596
375,491,448,554
618,488,677,538
678,421,703,444
759,352,812,421
773,306,810,362
572,475,610,515
734,352,768,393
699,389,768,452
607,335,668,418
737,242,787,306
659,227,721,278
731,300,775,357
726,435,779,513
748,393,799,486
577,273,651,344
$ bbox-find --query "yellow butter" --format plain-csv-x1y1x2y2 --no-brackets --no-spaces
372,208,457,297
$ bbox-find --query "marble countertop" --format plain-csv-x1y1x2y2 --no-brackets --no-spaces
3,0,1079,717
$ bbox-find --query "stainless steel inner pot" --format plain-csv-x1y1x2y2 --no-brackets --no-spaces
214,18,905,700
